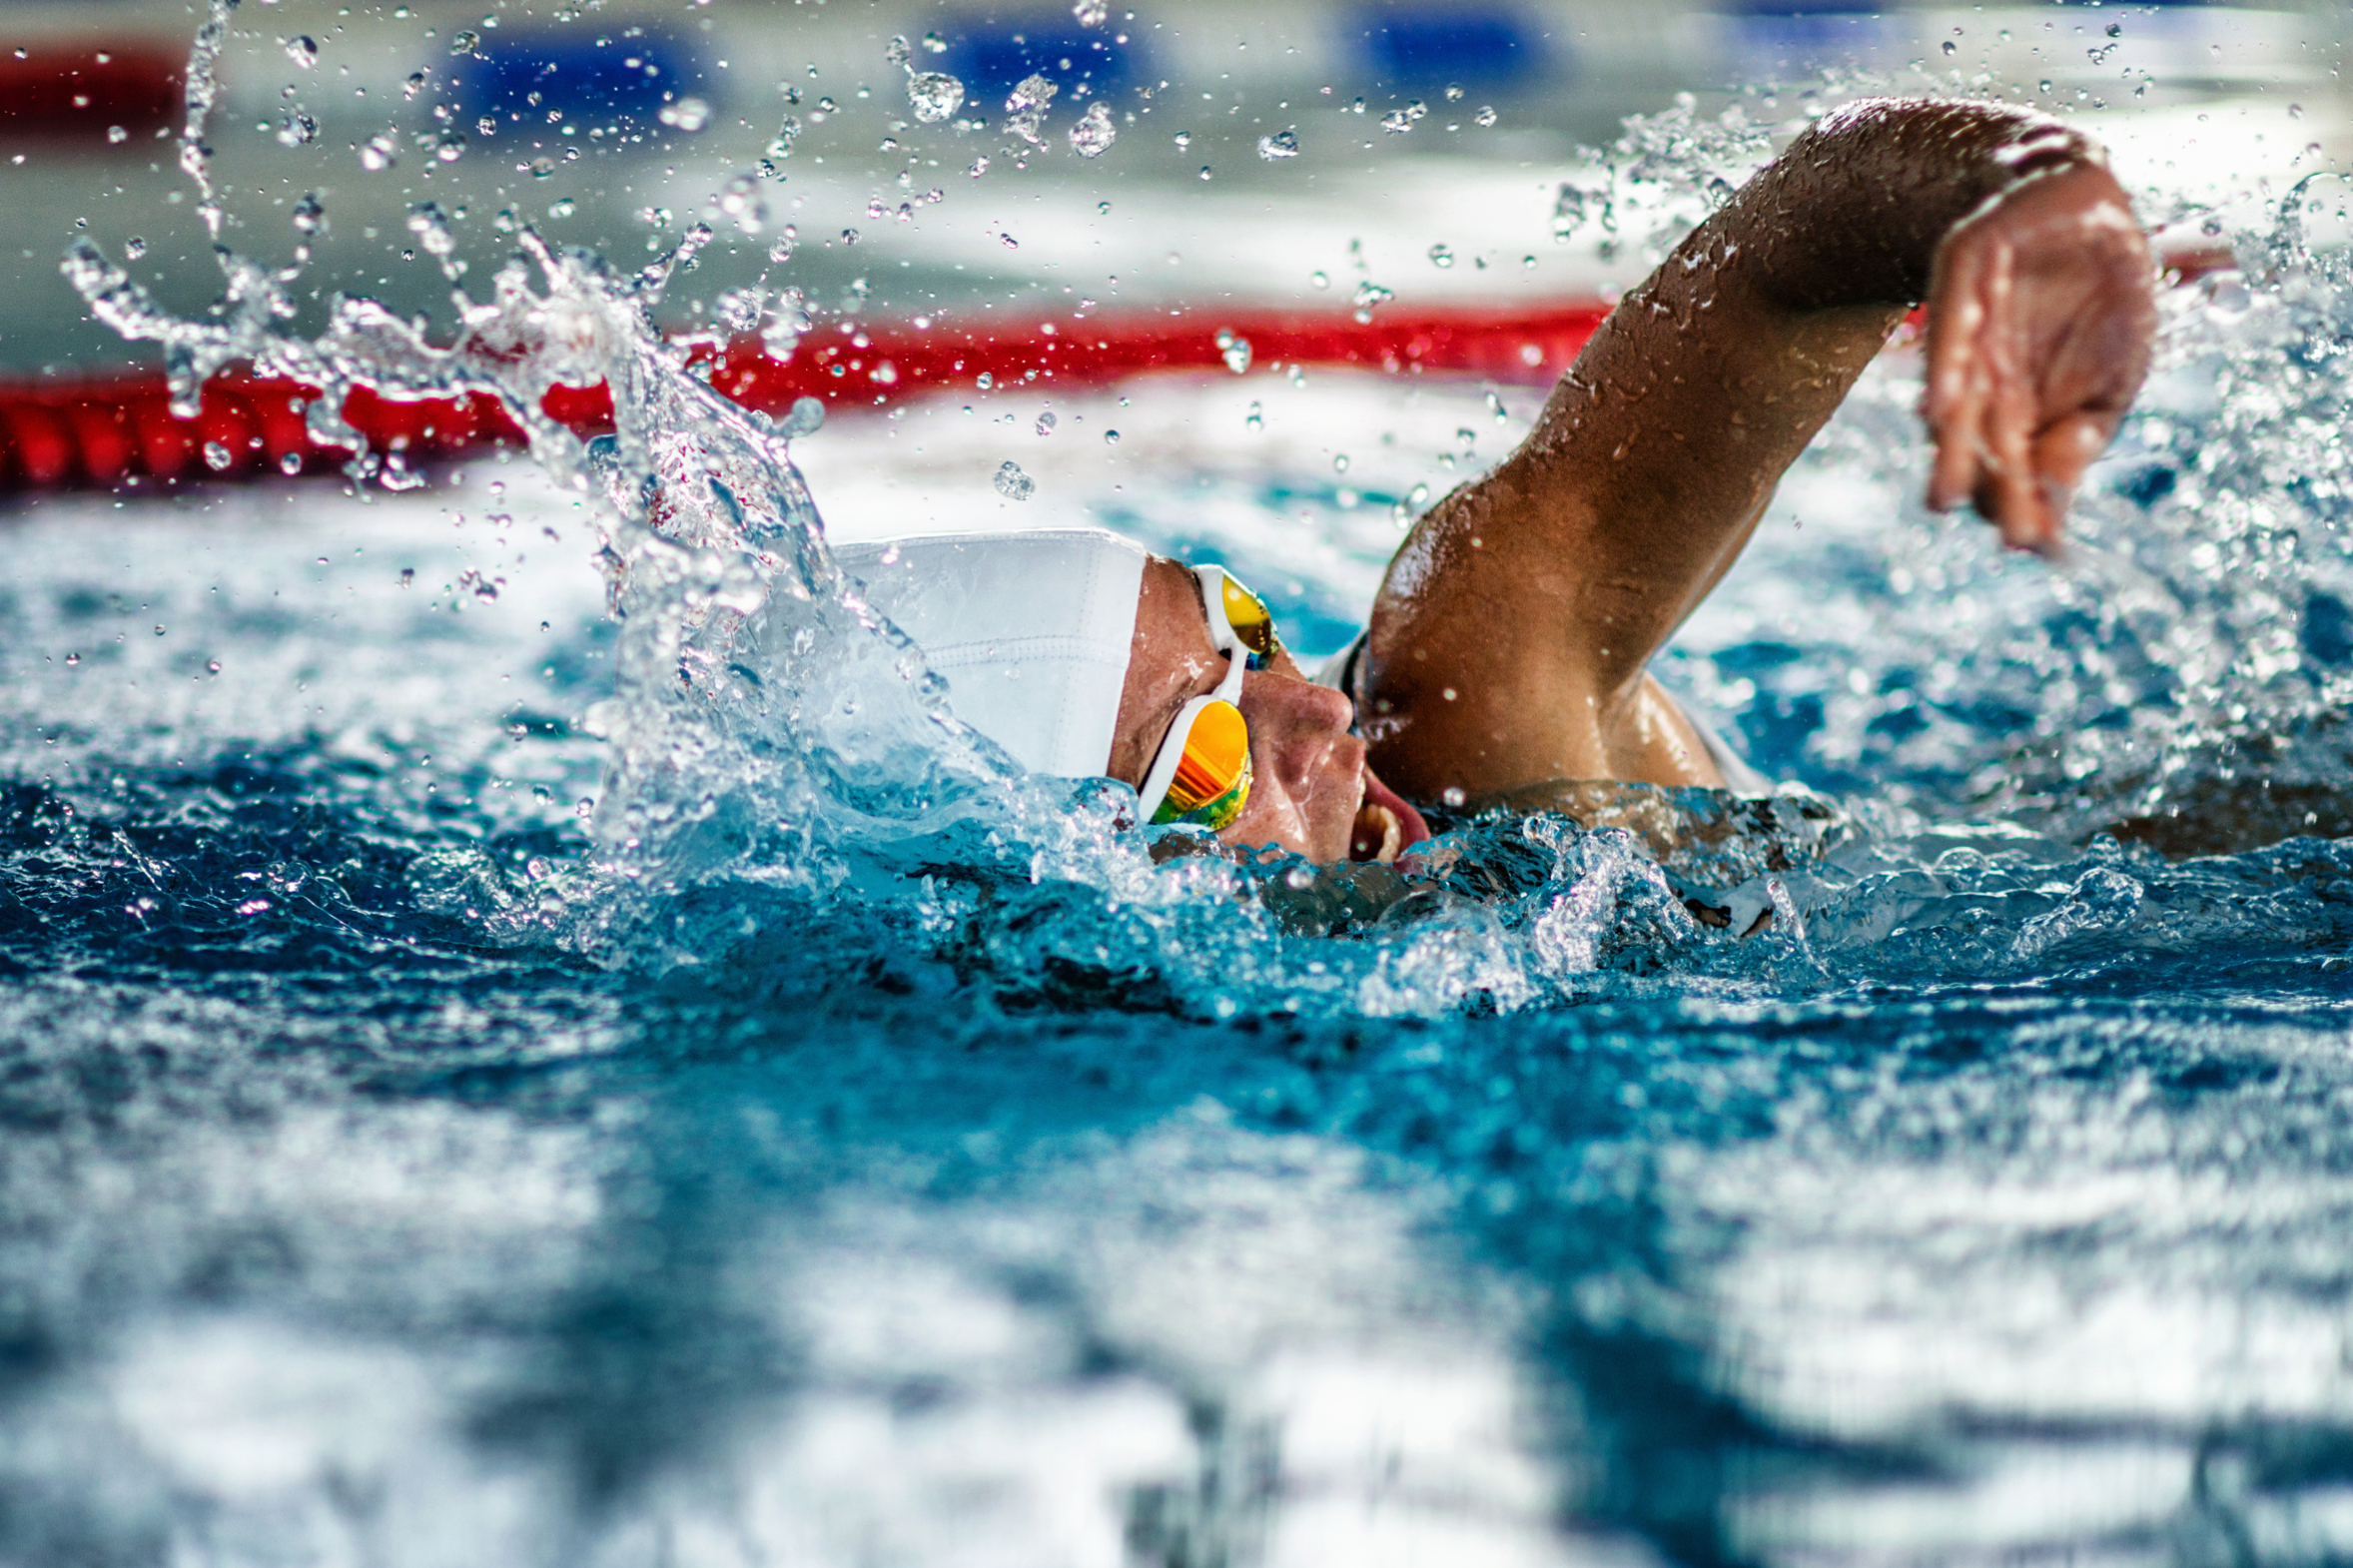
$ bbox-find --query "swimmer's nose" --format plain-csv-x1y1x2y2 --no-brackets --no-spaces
1239,674,1357,789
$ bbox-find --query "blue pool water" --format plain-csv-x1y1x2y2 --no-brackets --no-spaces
16,15,2353,1562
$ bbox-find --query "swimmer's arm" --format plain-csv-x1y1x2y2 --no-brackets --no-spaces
1361,97,2155,802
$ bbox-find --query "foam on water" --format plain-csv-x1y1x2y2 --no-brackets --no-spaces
17,5,2353,1563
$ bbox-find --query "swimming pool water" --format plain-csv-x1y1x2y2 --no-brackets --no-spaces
16,7,2353,1557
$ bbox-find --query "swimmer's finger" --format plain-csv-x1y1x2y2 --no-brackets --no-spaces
1978,247,2046,550
1924,244,1992,511
2027,412,2110,544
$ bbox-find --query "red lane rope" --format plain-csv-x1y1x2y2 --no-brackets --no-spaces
0,301,1610,494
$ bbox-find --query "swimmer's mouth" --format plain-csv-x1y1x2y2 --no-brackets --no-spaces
1350,770,1432,864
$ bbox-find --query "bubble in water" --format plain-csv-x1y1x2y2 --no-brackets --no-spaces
1350,280,1393,324
275,110,317,147
1069,101,1116,158
1256,128,1300,161
1429,243,1453,269
1073,0,1109,25
924,32,948,53
279,450,303,475
1380,101,1426,135
62,652,79,667
993,460,1035,500
449,28,480,57
402,70,427,101
1440,786,1466,808
908,71,964,124
361,131,398,171
203,441,232,471
1942,39,1957,56
766,115,803,157
285,35,318,67
885,34,912,70
1173,132,1191,151
433,127,466,162
1215,329,1251,375
107,124,129,144
1005,73,1057,147
1486,389,1507,423
1475,106,1497,128
124,236,148,259
1035,410,1057,435
659,97,711,132
1103,428,1119,444
547,197,575,219
1309,270,1327,289
291,192,324,234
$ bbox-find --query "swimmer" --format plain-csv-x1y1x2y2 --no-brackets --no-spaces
844,97,2157,865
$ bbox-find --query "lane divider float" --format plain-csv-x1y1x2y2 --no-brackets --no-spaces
0,301,1610,493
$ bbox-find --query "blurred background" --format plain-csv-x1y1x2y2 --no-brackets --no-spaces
2,0,2347,376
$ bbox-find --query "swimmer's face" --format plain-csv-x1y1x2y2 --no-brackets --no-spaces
1109,556,1428,865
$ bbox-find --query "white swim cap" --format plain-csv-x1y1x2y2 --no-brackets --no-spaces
837,528,1148,778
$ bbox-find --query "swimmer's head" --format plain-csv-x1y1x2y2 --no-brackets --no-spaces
840,528,1429,864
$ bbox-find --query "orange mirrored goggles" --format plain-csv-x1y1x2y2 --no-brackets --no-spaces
1136,565,1281,833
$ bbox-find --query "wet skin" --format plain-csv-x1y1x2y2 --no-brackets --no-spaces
1111,97,2157,860
1357,99,2157,807
1107,556,1426,866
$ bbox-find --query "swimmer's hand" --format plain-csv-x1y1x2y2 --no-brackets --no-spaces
1923,160,2157,555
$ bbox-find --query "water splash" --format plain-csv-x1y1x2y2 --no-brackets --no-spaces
1069,101,1118,159
1006,74,1059,149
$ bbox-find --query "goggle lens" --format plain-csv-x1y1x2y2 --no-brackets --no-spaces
1148,698,1252,831
1219,574,1281,666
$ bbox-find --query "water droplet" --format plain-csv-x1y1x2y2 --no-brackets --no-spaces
203,441,232,471
275,110,317,147
1216,329,1251,375
1069,101,1116,157
1073,0,1109,25
993,460,1035,500
547,196,575,219
63,652,80,667
719,173,767,233
107,124,129,144
124,236,147,259
1173,131,1191,151
1332,452,1349,473
2107,22,2122,37
659,96,711,132
291,192,324,233
1256,128,1300,160
153,624,168,636
1486,389,1507,423
398,568,414,587
968,155,990,178
1942,39,1957,56
361,131,399,171
766,115,803,157
1035,410,1057,435
433,127,465,162
280,450,303,475
402,71,427,101
449,28,480,57
999,232,1019,250
1244,400,1262,430
206,658,222,674
1474,106,1497,128
1005,73,1058,147
1351,280,1393,312
908,71,965,124
1197,166,1212,182
1309,270,1328,290
884,34,912,69
286,35,319,68
1428,243,1453,269
1103,428,1120,444
1551,182,1590,242
924,32,949,53
1441,786,1466,808
2038,80,2052,94
977,372,995,390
